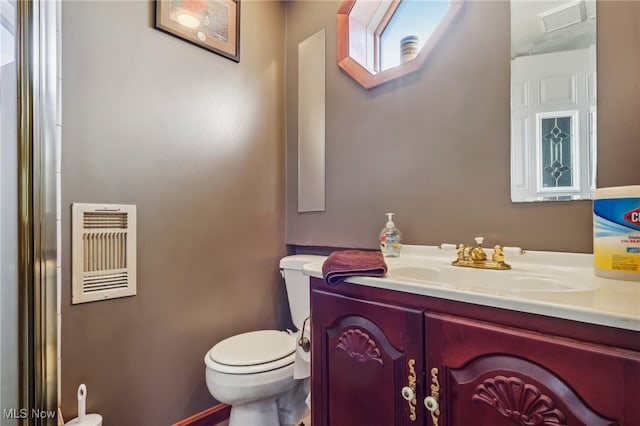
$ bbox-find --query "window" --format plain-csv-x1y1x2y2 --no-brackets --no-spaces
337,0,465,89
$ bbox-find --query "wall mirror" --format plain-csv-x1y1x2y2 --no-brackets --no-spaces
298,28,326,212
510,0,597,202
337,0,465,89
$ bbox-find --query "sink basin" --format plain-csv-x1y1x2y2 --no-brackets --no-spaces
389,264,597,293
388,266,442,282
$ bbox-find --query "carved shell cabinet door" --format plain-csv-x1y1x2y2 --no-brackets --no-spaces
312,289,424,426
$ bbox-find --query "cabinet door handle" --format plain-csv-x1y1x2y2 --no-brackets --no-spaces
424,368,441,425
401,386,415,401
424,396,439,412
402,359,417,421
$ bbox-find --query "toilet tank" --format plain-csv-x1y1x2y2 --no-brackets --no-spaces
280,255,326,329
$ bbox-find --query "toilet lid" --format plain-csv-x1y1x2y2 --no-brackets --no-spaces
209,330,295,367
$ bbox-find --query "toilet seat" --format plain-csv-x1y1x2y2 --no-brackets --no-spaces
207,330,296,374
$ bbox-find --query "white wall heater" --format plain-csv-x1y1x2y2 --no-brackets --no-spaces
71,203,137,304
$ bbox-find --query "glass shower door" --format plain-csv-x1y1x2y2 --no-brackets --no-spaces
1,0,19,424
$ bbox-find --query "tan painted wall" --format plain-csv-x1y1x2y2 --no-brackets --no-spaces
285,1,640,253
59,0,640,423
61,1,286,424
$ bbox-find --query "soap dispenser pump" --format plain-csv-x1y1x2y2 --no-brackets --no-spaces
379,213,402,257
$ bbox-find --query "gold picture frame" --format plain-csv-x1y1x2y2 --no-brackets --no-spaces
155,0,240,62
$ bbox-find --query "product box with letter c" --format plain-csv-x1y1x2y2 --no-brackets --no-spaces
593,185,640,281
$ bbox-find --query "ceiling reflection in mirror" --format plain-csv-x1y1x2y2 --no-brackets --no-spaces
510,0,597,203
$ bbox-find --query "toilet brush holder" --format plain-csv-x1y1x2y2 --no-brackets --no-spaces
65,384,102,426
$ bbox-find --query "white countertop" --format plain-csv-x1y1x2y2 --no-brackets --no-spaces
303,245,640,332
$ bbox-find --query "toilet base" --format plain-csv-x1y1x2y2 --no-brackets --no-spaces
228,397,279,426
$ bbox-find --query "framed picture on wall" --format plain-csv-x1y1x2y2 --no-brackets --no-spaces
155,0,240,62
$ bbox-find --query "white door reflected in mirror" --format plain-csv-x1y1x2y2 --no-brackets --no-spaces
510,0,597,203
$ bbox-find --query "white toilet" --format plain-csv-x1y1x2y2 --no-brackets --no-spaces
204,255,325,426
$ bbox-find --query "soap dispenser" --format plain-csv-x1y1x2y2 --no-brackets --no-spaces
379,213,402,257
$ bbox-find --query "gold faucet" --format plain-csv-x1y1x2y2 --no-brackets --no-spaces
452,237,511,270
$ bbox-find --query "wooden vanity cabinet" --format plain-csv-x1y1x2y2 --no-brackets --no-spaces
426,312,640,425
310,277,640,426
311,287,426,425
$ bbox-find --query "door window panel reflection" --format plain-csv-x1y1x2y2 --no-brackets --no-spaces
541,116,573,188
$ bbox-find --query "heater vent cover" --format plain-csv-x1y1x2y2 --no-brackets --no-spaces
539,0,585,33
72,203,137,304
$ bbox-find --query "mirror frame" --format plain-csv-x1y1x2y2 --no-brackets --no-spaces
337,0,465,89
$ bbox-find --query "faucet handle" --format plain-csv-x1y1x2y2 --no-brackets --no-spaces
474,237,484,246
503,246,526,255
439,243,458,250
